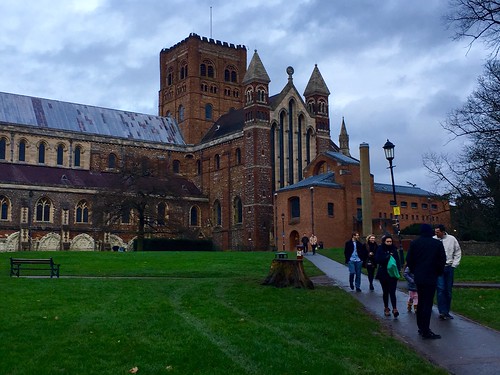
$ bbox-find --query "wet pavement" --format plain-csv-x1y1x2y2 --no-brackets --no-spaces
305,253,500,375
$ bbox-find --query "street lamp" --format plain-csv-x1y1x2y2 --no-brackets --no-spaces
281,213,285,251
383,139,404,268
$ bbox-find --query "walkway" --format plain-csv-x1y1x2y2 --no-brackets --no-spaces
305,253,500,375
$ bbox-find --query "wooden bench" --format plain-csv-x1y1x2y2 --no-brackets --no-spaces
10,257,60,278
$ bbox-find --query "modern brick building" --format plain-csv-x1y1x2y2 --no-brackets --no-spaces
0,33,449,252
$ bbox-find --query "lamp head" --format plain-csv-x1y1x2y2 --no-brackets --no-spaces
383,139,395,161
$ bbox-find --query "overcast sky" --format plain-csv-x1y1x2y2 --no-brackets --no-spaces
0,0,490,192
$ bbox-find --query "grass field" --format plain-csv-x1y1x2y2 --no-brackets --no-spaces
0,251,448,375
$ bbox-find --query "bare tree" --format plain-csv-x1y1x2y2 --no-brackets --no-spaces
446,0,500,56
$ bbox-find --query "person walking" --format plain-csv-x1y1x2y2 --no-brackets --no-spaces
301,233,309,254
434,224,462,320
364,234,378,291
375,235,401,318
403,265,418,313
344,232,367,292
309,233,318,255
406,224,446,339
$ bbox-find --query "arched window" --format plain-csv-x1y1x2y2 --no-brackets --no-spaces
157,202,166,225
0,138,6,160
75,200,89,223
231,70,237,82
57,144,64,166
167,67,173,86
18,140,26,162
234,197,243,224
121,209,131,224
205,103,213,120
180,102,187,117
200,63,207,76
207,65,214,78
38,142,46,164
35,197,52,222
180,61,188,79
173,160,180,173
235,148,241,165
190,206,200,226
215,154,220,170
0,195,10,220
108,154,116,169
306,128,313,164
74,146,81,167
214,200,222,226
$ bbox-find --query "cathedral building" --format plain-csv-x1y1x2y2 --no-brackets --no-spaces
0,33,449,252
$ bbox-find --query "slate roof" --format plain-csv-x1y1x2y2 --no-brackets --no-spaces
303,64,330,97
200,108,244,143
242,50,270,85
324,150,359,165
277,172,341,192
0,91,185,145
0,163,204,197
374,183,434,197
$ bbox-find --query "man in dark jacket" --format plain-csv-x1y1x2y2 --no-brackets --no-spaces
406,224,446,339
344,232,367,292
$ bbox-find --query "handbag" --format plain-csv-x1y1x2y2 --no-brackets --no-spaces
387,255,400,278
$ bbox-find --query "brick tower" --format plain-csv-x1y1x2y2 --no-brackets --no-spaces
242,50,274,250
158,33,247,144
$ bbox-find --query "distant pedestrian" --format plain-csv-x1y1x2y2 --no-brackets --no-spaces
406,224,446,339
375,234,401,318
344,232,367,292
309,233,318,255
301,233,309,254
364,234,378,291
403,265,418,313
434,224,462,320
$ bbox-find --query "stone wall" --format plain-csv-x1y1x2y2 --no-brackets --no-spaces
459,241,500,256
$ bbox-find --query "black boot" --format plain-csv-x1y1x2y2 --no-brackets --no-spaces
349,274,354,290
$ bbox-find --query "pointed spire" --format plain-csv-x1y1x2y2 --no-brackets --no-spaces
339,117,350,156
304,64,330,97
243,50,270,85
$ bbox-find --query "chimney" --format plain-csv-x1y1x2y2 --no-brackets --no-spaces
359,143,372,237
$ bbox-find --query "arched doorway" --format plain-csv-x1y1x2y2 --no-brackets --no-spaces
289,230,300,252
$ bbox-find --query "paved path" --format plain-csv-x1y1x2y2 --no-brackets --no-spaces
305,253,500,375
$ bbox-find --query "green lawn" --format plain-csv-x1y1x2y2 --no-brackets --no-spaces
0,251,447,375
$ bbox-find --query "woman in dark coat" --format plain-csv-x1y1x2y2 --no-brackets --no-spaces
365,234,378,291
375,234,401,318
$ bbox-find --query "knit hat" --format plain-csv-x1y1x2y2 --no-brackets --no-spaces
420,223,434,236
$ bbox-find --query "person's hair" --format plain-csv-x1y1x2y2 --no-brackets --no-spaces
436,224,446,233
366,234,376,242
381,234,393,244
352,232,359,238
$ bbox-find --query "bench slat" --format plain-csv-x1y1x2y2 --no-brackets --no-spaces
10,257,60,278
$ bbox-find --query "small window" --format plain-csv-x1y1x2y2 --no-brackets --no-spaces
0,138,6,160
197,160,202,175
18,140,26,162
173,160,180,174
108,154,116,169
327,202,334,217
157,202,166,225
214,200,222,226
431,204,438,210
356,197,362,206
190,206,200,226
290,197,300,218
215,154,220,170
400,201,407,208
38,143,46,164
178,105,185,122
411,202,418,209
205,104,213,120
234,198,243,224
235,148,241,165
422,203,428,209
0,195,10,220
74,146,81,167
57,144,64,165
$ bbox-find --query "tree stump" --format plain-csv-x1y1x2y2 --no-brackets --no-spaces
262,259,314,289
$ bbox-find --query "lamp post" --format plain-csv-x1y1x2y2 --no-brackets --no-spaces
383,139,404,269
281,213,285,251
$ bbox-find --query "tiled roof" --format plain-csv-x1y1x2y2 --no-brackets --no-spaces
277,172,341,192
324,150,359,165
0,163,204,196
0,91,185,145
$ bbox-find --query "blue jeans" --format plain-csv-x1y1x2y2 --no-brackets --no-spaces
437,265,454,315
348,260,363,289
